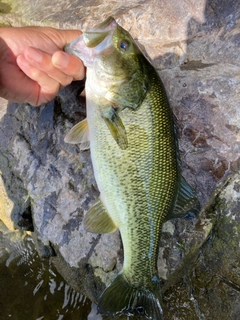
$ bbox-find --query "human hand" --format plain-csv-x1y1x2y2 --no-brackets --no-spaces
0,26,85,106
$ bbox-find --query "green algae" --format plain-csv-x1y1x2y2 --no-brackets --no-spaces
0,0,19,14
0,1,11,14
0,0,21,27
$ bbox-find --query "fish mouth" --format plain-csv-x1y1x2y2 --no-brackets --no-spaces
84,16,117,47
64,16,117,66
87,16,117,33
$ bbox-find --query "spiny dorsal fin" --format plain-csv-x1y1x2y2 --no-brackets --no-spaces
64,118,90,150
101,107,128,150
83,198,117,234
165,175,200,221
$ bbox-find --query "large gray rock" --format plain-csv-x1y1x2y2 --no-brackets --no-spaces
0,0,240,318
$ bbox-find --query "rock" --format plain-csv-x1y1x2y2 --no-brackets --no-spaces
0,174,15,230
0,0,240,319
163,173,240,319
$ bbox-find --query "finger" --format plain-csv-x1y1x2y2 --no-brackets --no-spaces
23,47,74,87
41,28,82,50
52,51,85,80
17,54,60,105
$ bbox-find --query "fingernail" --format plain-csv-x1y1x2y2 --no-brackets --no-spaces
53,52,69,68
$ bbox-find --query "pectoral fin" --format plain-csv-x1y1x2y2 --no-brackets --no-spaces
64,118,90,150
165,176,200,221
83,198,117,234
102,107,128,150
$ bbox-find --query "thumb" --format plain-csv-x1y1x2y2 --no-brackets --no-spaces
49,28,85,80
49,29,82,49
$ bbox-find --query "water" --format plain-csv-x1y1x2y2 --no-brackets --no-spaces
0,221,101,320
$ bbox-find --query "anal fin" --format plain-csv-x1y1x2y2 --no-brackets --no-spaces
83,198,117,234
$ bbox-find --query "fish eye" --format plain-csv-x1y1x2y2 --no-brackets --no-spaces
119,40,129,51
136,306,146,315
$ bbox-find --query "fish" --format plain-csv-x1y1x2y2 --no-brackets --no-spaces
64,16,199,320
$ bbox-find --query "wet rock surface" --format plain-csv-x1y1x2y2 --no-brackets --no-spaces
0,0,240,319
163,173,240,320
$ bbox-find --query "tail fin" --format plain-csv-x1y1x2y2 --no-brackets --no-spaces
97,273,164,319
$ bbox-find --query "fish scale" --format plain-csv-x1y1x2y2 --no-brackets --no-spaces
64,16,199,319
87,70,178,286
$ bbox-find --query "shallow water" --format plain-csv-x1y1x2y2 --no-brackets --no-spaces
0,221,102,320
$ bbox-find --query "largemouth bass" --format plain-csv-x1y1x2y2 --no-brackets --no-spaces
64,17,199,320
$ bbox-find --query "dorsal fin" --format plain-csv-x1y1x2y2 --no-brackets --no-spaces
165,175,200,221
165,113,200,220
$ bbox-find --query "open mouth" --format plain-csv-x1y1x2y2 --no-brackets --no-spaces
64,17,118,67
